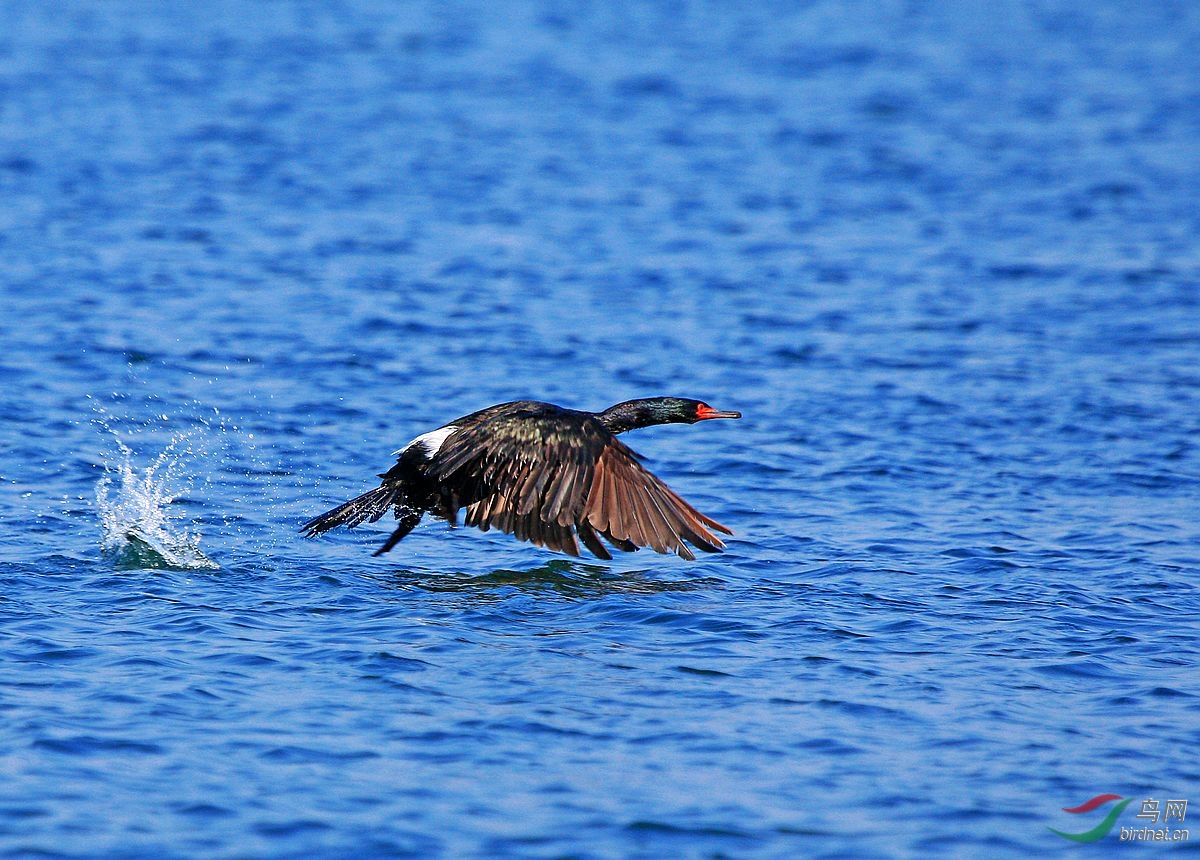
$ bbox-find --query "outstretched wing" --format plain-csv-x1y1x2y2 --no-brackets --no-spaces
580,441,731,560
430,403,731,560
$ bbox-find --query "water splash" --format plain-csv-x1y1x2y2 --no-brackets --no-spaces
95,427,219,571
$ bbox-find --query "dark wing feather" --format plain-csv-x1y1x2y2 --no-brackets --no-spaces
431,403,603,524
432,403,732,560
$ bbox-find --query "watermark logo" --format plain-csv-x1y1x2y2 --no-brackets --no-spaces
1048,794,1133,842
1048,794,1189,843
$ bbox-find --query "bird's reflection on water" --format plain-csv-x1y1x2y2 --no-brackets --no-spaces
366,558,723,598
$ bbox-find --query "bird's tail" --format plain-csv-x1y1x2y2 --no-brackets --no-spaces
300,484,404,537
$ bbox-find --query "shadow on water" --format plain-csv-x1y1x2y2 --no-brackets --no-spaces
364,558,725,598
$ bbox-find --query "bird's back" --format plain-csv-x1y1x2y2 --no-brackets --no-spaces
432,400,612,512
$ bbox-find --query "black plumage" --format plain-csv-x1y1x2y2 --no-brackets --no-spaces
300,397,740,560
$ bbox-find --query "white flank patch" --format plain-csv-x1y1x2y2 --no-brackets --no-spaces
394,425,459,457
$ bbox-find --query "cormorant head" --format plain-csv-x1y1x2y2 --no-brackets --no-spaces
597,397,741,434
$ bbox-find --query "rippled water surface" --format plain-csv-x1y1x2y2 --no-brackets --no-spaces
2,2,1199,857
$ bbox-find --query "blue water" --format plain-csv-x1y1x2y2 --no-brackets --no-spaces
2,1,1199,856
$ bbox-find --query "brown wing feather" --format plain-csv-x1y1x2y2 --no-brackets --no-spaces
581,441,731,559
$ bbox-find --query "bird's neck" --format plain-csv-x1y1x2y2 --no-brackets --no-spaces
596,400,671,434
